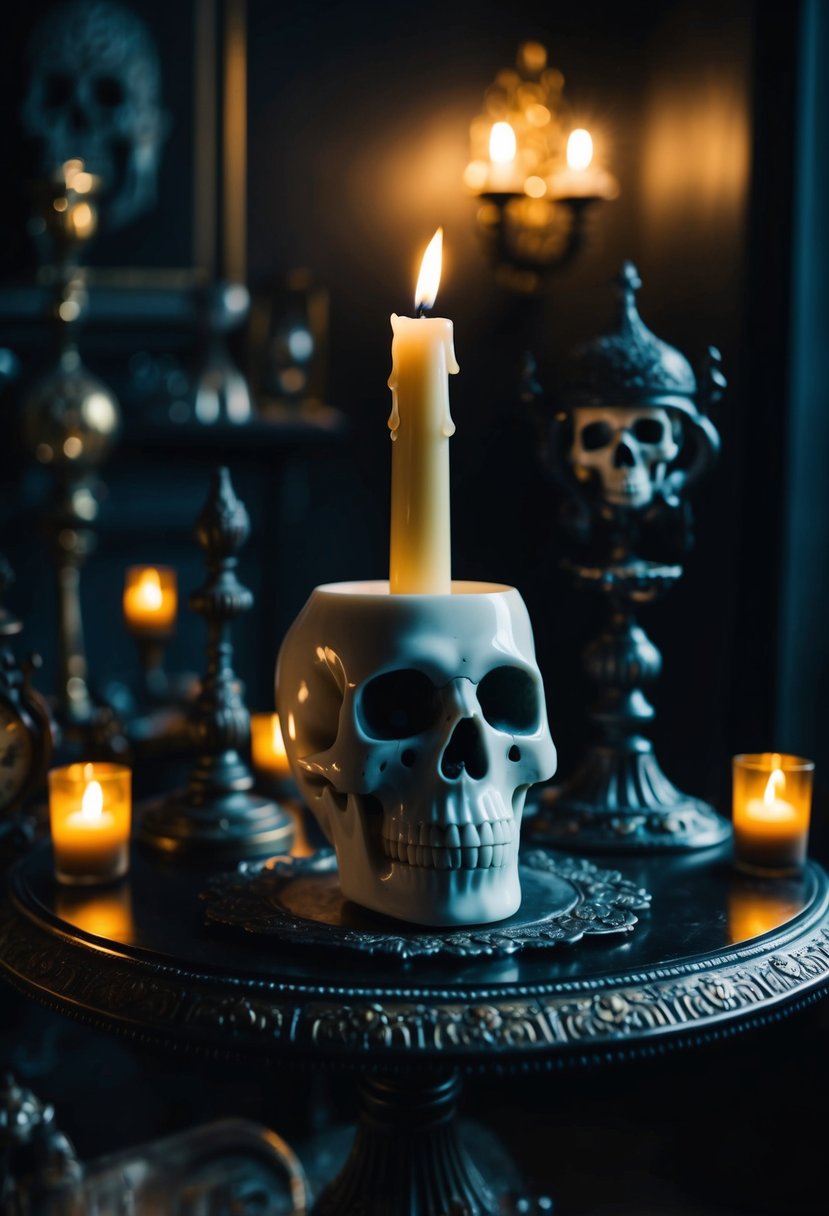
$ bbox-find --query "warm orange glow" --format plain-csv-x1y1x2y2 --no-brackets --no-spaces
251,713,292,779
567,129,594,171
69,201,95,240
123,566,177,636
489,121,517,164
639,76,750,242
728,885,803,945
58,887,136,942
414,227,443,312
732,752,814,875
49,762,132,885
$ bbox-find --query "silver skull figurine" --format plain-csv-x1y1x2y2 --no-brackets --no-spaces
570,405,681,509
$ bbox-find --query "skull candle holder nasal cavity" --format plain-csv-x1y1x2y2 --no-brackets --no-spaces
276,581,557,926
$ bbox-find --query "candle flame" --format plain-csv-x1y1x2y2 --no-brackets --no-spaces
764,767,786,804
567,128,593,171
81,781,104,823
133,566,161,608
489,121,517,164
414,227,443,312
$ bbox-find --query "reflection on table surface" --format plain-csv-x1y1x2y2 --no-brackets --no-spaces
40,798,816,971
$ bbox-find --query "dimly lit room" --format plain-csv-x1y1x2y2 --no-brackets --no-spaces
0,1,827,1213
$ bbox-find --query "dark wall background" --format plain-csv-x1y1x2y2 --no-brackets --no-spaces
0,0,820,811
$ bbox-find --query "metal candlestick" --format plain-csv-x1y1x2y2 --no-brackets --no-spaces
20,162,124,754
528,262,731,851
139,467,294,858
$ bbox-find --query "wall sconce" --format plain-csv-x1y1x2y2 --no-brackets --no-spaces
464,41,619,292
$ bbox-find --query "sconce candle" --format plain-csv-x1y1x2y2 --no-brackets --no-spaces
388,228,460,594
732,753,814,875
251,712,292,779
48,762,132,885
123,566,177,636
487,121,519,192
550,128,619,202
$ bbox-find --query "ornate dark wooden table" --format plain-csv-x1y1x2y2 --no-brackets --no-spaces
1,832,829,1215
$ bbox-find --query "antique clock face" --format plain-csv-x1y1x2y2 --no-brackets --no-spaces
0,657,55,818
0,704,36,812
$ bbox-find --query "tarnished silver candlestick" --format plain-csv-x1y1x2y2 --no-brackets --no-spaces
528,262,731,852
20,160,125,757
138,467,294,859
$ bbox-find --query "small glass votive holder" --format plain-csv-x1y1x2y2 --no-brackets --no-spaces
48,762,132,886
732,753,814,876
122,566,178,637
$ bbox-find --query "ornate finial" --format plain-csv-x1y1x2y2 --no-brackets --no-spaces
614,260,642,326
561,261,698,410
699,345,727,412
138,467,293,858
194,466,250,560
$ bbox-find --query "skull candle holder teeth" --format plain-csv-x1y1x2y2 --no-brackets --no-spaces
276,581,557,926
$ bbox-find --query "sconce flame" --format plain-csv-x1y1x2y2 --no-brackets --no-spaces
489,121,517,164
764,766,786,804
414,227,443,312
81,780,104,823
567,128,594,171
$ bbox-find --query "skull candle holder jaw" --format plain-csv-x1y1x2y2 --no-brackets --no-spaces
276,581,557,926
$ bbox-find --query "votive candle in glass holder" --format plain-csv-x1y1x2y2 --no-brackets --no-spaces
123,566,177,637
732,753,814,876
48,762,132,885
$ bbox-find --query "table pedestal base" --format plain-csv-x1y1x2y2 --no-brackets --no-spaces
312,1071,520,1216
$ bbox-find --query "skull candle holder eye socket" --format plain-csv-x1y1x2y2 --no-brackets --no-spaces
276,581,557,926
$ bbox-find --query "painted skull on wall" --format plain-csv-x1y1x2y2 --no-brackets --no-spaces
570,405,681,510
21,0,168,231
276,581,557,926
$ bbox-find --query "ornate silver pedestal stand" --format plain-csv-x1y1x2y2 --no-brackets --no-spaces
138,467,293,859
530,559,731,851
528,262,731,852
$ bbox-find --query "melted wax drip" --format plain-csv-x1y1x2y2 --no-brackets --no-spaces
387,313,458,441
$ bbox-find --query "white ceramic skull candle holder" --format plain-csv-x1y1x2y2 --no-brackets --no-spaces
276,581,557,926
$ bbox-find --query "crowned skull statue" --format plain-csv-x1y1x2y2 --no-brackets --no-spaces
526,260,731,853
276,581,557,926
552,261,723,557
21,0,169,233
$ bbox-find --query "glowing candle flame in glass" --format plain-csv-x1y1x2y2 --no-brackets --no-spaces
81,780,104,822
732,752,814,875
123,566,178,636
49,762,132,886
